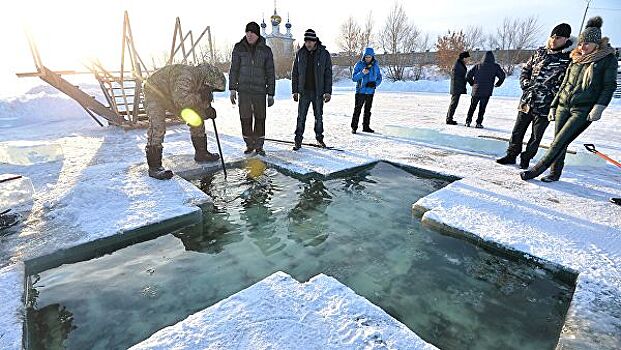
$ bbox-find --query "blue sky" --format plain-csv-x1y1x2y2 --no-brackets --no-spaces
0,0,619,97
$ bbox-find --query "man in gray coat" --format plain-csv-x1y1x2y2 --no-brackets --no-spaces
229,22,276,156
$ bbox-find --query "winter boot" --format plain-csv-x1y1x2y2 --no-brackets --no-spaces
244,147,254,155
540,174,560,182
255,149,266,156
146,145,174,180
446,119,458,125
317,139,327,148
519,156,530,170
496,155,516,165
362,127,375,133
293,141,301,151
191,135,220,163
475,123,484,129
520,163,546,181
351,128,357,134
465,122,471,127
610,198,621,206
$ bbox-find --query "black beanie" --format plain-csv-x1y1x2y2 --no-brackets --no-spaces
304,29,318,42
459,51,470,59
245,22,260,37
550,23,571,38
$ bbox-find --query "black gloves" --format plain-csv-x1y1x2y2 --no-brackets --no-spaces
366,81,377,88
204,106,217,119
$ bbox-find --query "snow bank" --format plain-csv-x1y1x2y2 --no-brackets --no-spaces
130,271,437,350
0,263,24,350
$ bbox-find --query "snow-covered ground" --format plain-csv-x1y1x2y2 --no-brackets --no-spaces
130,271,437,350
1,77,620,349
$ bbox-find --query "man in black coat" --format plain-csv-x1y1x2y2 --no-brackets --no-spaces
465,51,506,128
291,29,333,150
446,51,470,125
497,23,572,169
229,22,276,156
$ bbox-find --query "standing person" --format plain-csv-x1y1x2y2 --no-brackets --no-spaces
465,51,506,128
497,24,573,169
291,29,333,150
143,63,226,180
229,21,276,156
446,51,470,125
521,17,618,182
351,47,382,133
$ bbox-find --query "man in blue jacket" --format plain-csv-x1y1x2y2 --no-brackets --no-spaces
291,29,333,150
351,48,382,133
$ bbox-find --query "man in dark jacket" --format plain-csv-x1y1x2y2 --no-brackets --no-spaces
497,24,572,169
291,29,333,150
465,51,506,128
229,22,276,156
446,51,470,125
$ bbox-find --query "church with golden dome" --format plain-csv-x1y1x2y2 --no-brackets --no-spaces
261,4,295,78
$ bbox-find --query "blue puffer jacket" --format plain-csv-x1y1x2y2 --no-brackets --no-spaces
352,48,382,95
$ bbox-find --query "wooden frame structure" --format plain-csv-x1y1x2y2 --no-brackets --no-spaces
16,12,214,128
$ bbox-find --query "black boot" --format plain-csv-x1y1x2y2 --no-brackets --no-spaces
519,156,530,170
610,198,621,206
540,174,560,182
146,145,174,180
520,163,546,181
362,127,375,133
446,119,458,125
496,155,516,165
191,135,220,163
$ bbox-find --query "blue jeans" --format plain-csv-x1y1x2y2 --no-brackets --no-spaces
295,90,324,144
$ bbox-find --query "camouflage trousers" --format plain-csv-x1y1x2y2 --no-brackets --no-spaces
145,93,205,147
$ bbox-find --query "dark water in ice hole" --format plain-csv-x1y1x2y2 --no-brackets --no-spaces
27,162,574,350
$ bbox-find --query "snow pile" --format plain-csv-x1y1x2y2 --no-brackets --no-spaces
0,175,34,210
0,263,24,350
130,271,437,350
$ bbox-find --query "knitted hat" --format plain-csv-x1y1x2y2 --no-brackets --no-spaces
550,23,571,38
245,22,260,37
304,29,318,42
459,51,470,59
579,16,603,44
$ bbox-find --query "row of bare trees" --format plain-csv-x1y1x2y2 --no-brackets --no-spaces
338,2,542,81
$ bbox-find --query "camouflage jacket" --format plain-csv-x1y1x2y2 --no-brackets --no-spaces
519,47,571,116
144,64,225,115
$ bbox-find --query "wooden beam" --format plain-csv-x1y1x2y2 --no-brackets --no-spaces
37,65,123,125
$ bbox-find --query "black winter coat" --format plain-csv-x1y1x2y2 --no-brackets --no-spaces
450,59,467,95
292,41,333,96
466,51,506,97
229,37,276,96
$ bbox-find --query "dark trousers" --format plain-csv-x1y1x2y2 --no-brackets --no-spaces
239,93,267,150
446,94,461,121
351,93,375,130
530,106,591,177
295,90,324,144
466,96,490,124
506,111,550,160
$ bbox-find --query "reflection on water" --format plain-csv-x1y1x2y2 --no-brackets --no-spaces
27,162,575,350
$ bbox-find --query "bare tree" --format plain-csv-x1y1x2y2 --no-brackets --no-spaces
413,33,431,80
489,16,541,75
337,16,362,76
464,25,485,51
378,2,420,81
337,13,375,76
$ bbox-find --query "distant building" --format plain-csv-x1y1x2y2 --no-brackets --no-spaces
261,5,295,78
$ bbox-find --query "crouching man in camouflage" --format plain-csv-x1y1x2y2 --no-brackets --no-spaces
143,63,226,180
